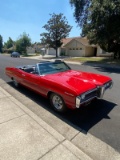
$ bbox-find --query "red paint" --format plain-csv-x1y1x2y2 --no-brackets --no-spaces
5,66,112,109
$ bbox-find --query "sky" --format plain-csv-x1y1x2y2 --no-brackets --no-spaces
0,0,81,43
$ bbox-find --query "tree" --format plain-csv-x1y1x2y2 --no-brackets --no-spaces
70,0,90,28
16,32,31,55
40,13,72,57
70,0,120,59
0,35,3,53
4,37,14,49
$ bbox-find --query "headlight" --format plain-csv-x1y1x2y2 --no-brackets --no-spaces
109,81,113,89
104,83,109,88
104,81,113,90
81,94,85,99
76,96,81,108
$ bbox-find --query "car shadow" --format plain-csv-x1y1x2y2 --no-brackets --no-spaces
7,81,116,134
82,63,120,74
63,99,116,134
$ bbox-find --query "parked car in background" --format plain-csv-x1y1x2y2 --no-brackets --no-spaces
11,52,20,58
5,60,113,112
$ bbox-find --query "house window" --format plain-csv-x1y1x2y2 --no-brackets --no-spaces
80,48,82,50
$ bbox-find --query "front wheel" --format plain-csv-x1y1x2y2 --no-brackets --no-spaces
49,93,67,113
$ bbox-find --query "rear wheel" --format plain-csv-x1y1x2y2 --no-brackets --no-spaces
12,78,19,87
49,93,67,112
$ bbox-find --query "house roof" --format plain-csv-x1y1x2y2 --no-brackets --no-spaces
33,44,44,49
62,37,96,47
61,38,74,46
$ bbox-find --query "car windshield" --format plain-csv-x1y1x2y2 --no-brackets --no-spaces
37,61,71,75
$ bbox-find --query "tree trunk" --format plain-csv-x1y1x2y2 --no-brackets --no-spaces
114,51,120,59
56,48,58,57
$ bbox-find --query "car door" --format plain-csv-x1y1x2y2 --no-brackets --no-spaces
22,72,49,96
13,68,26,84
21,72,39,90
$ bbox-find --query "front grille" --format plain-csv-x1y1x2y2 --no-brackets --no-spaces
80,88,98,104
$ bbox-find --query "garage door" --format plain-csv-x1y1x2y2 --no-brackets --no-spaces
49,48,56,55
68,50,83,57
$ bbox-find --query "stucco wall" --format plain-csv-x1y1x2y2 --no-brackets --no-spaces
85,47,95,57
97,46,113,57
66,40,83,48
47,48,56,55
46,48,61,56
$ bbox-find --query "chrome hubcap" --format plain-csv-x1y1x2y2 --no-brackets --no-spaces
52,95,63,110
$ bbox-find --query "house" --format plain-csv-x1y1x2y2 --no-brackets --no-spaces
26,46,35,54
46,37,113,57
62,37,97,57
26,43,46,54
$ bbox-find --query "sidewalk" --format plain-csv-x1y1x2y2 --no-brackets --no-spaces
0,80,92,160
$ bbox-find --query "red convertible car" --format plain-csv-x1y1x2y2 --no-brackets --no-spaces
5,60,113,112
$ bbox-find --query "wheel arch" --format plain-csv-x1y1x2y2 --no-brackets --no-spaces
47,91,54,99
47,90,64,99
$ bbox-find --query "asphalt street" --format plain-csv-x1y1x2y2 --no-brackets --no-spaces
0,54,120,153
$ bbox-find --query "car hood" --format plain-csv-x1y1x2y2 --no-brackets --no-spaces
45,70,111,95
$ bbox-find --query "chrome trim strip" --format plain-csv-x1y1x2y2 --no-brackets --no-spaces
82,88,98,95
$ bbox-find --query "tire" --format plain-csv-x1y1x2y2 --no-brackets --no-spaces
49,93,67,112
12,78,19,87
